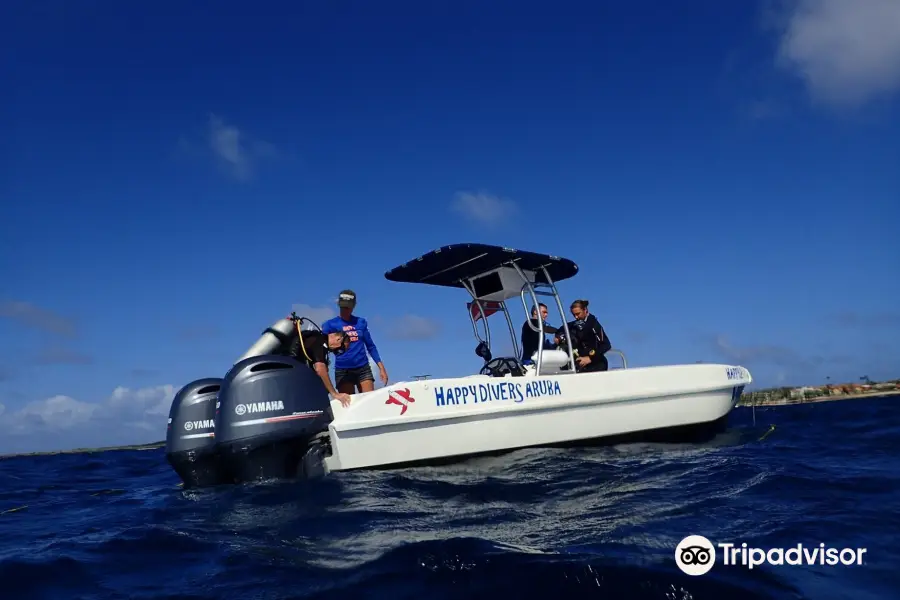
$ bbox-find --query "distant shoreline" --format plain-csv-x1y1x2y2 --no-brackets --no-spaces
0,441,164,460
739,389,900,407
2,390,897,458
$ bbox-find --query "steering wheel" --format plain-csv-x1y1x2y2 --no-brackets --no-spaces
479,357,526,378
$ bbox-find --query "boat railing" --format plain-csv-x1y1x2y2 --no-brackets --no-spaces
512,263,577,375
458,260,617,376
462,286,492,350
607,349,628,369
519,282,559,334
461,282,523,362
513,267,627,372
499,299,520,360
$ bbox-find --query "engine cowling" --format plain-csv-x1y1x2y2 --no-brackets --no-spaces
214,355,333,484
164,378,228,488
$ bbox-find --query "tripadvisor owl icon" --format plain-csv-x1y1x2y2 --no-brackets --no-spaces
676,535,716,576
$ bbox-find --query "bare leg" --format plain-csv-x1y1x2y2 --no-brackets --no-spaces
338,381,356,395
358,379,375,393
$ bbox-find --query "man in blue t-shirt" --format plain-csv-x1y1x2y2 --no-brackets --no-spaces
320,289,389,394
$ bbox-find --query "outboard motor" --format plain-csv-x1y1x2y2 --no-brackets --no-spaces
165,378,228,489
214,355,334,484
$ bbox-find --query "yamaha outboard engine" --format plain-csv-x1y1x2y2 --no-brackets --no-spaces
165,378,228,489
214,355,333,484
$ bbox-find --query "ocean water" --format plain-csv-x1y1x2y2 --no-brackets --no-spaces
1,395,898,600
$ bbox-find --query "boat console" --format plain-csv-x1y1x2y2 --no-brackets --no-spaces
474,339,571,378
479,356,528,378
527,349,571,374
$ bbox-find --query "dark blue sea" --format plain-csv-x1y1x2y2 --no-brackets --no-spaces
2,395,898,600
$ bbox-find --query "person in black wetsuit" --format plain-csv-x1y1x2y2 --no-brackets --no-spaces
287,328,354,407
567,299,612,373
520,303,559,364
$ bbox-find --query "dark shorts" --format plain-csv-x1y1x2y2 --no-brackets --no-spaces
335,363,375,387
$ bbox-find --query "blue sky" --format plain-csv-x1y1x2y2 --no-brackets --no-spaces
1,0,898,453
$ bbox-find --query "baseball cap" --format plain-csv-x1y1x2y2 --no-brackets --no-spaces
337,289,357,308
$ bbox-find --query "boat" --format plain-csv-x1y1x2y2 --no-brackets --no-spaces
164,243,752,488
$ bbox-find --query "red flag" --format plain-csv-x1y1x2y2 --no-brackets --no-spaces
468,301,503,322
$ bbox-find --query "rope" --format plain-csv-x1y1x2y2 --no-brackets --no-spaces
758,424,776,441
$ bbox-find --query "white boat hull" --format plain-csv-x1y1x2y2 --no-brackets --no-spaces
163,242,757,490
323,363,751,472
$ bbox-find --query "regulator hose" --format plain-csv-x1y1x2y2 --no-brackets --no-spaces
289,311,322,364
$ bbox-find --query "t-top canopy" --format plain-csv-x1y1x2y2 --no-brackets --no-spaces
384,243,579,289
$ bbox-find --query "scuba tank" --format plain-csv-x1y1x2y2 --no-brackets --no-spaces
234,318,297,364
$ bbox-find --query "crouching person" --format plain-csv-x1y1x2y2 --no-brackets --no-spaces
289,329,354,407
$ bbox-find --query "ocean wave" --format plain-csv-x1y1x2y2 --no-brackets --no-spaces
1,395,898,599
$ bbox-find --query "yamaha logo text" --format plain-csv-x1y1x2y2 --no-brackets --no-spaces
234,400,285,416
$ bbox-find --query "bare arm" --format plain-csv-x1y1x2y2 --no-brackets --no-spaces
361,321,389,384
361,324,389,383
314,363,352,407
313,362,339,396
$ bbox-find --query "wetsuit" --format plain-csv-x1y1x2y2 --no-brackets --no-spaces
287,330,330,369
570,314,612,372
520,318,559,363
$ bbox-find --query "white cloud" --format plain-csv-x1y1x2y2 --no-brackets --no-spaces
775,0,900,108
451,191,517,226
107,385,174,417
386,314,441,340
206,114,276,181
291,303,336,330
7,395,98,433
0,385,176,454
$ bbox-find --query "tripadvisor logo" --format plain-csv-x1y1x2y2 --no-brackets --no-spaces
675,535,868,575
675,535,716,575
